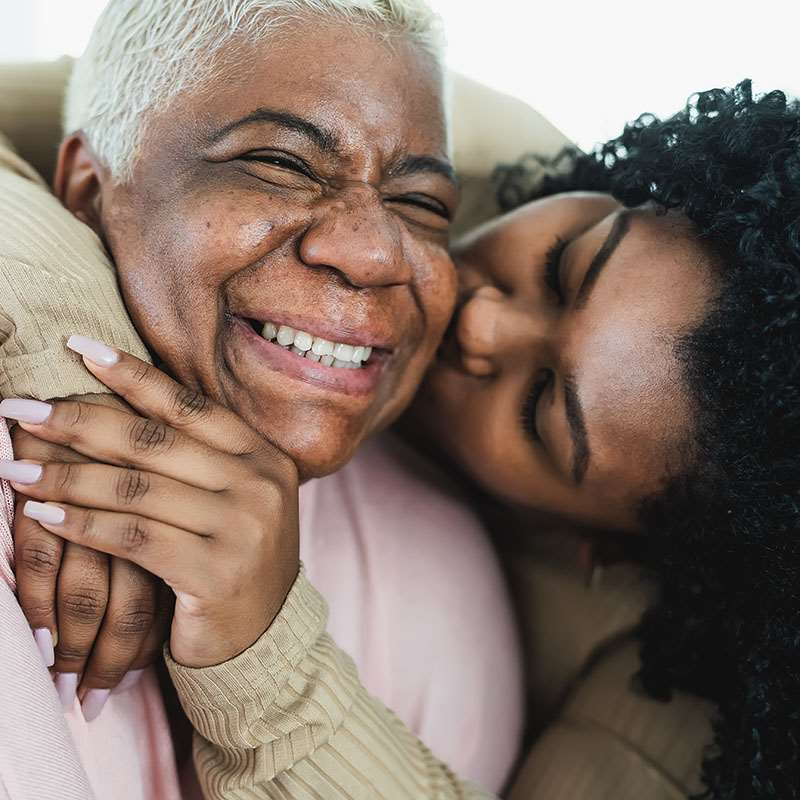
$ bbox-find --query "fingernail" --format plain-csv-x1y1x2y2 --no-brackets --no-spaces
0,460,43,484
24,501,65,525
33,628,55,667
55,672,79,711
81,688,111,722
67,335,119,367
114,668,145,694
0,399,52,424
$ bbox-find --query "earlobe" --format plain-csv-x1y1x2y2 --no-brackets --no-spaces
54,133,106,234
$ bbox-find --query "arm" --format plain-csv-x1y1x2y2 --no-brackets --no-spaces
167,570,493,800
1,347,493,800
0,135,167,700
0,132,149,401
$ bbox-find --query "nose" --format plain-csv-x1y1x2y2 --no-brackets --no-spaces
456,286,552,376
298,187,412,288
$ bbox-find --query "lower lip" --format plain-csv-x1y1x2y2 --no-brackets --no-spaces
230,316,388,396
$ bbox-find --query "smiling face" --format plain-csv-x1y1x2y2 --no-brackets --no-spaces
408,193,719,531
74,17,457,479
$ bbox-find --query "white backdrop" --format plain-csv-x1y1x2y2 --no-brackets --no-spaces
1,0,798,150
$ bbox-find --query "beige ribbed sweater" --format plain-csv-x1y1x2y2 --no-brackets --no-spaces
0,135,712,800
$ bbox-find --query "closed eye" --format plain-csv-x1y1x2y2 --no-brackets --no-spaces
521,370,553,442
241,151,315,179
387,193,451,221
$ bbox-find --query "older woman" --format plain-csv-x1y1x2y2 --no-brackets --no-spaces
0,0,526,797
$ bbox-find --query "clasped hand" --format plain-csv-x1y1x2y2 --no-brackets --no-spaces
0,340,300,691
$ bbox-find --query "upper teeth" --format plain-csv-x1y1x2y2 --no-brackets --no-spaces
261,322,372,369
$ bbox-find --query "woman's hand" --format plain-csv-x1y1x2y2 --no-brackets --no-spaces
4,394,172,717
0,337,300,669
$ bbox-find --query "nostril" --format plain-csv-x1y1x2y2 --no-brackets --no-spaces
462,355,495,377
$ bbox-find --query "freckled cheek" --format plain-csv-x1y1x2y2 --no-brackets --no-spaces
415,251,458,344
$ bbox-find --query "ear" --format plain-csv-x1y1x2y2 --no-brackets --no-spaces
53,132,108,235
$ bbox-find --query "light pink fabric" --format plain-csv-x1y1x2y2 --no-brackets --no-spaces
299,433,525,793
0,420,182,800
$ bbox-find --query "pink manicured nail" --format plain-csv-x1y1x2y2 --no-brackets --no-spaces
114,669,145,694
0,399,53,424
67,335,119,367
82,688,111,722
0,460,42,484
33,628,55,667
24,501,65,525
55,672,79,711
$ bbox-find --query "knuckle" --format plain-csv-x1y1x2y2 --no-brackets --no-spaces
130,360,153,388
61,589,106,623
18,540,61,578
55,643,91,664
172,386,210,423
120,518,149,553
114,469,151,506
127,417,174,455
54,462,76,494
110,604,156,638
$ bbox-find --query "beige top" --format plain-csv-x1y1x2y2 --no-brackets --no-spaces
0,133,713,799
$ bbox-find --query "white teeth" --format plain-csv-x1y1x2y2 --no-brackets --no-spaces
276,325,295,346
333,343,354,362
257,319,374,370
294,331,313,351
311,338,334,357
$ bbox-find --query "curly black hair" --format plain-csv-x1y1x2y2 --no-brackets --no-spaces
495,81,800,799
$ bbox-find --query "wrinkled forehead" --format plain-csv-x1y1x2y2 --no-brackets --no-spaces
146,17,449,164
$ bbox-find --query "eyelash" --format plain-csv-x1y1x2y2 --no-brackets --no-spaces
520,370,553,442
544,237,567,302
389,195,451,221
244,152,314,178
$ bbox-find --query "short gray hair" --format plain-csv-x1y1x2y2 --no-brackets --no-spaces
65,0,446,180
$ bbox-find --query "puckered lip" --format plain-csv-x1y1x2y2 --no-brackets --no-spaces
228,315,391,397
233,309,396,352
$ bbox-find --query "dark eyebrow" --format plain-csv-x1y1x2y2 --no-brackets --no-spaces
560,210,632,483
387,154,458,187
207,107,340,154
564,375,590,484
575,210,632,309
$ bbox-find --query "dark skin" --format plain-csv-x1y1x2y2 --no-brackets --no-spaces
9,17,457,705
406,193,719,532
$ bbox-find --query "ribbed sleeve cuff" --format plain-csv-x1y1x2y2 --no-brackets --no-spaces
166,568,328,749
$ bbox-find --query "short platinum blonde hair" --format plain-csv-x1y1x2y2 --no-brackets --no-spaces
65,0,446,181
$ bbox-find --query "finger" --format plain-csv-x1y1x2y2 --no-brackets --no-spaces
67,336,262,456
53,543,109,708
24,500,212,594
79,559,158,707
12,497,62,667
129,580,173,672
9,461,230,535
11,425,91,465
1,399,234,492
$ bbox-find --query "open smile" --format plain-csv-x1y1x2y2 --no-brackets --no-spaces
229,314,393,396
